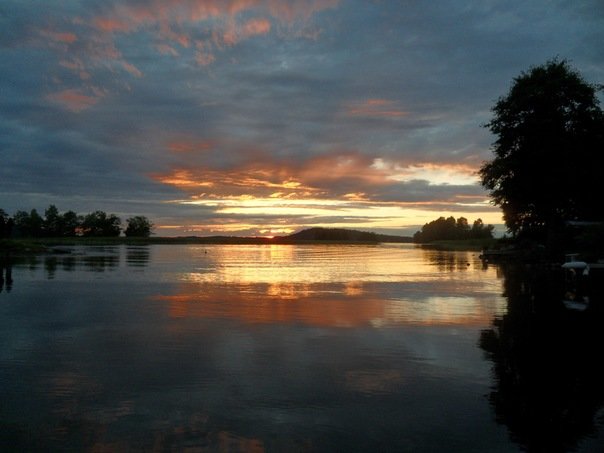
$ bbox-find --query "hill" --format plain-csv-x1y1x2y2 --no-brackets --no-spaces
280,227,412,243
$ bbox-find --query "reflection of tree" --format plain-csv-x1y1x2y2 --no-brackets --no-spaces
45,256,58,279
422,249,473,272
479,263,604,452
5,254,121,277
81,255,119,272
126,246,150,267
0,259,13,293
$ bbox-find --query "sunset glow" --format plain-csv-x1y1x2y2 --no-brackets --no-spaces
2,1,601,236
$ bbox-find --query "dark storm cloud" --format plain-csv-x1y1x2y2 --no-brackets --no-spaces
1,0,602,234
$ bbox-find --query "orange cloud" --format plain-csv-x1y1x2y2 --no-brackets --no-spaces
92,0,338,31
151,151,389,201
121,61,143,78
156,44,180,56
40,29,78,43
195,50,216,66
89,0,338,65
46,88,103,112
380,161,480,186
167,140,215,153
243,17,272,36
59,58,91,80
92,17,130,33
346,99,408,118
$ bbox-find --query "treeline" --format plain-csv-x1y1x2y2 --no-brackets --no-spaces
0,205,153,238
285,227,412,243
413,217,494,243
287,227,380,242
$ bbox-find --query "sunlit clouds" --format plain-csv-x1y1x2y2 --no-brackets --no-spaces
46,88,104,113
2,0,602,236
151,152,499,235
345,99,409,118
51,0,339,92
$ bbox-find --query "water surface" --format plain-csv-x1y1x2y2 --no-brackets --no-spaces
1,244,603,451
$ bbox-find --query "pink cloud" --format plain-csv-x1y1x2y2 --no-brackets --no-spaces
167,140,215,153
346,99,409,118
92,17,130,33
40,29,78,43
150,150,389,200
46,88,103,112
195,50,216,66
242,17,272,36
156,44,180,56
89,0,339,65
121,61,143,78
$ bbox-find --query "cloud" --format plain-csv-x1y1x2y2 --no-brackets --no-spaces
167,139,215,154
40,29,78,44
46,88,104,112
345,99,408,118
2,0,603,236
155,44,180,56
88,0,336,57
151,150,488,209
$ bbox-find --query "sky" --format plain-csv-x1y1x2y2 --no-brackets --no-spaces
1,1,603,237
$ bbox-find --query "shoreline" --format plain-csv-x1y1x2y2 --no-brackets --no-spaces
2,236,493,257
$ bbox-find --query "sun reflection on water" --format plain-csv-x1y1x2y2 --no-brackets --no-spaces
151,244,506,328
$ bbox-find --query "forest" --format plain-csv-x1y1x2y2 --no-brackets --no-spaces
413,217,494,243
0,205,153,238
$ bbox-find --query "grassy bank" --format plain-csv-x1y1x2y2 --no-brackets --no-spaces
0,239,49,255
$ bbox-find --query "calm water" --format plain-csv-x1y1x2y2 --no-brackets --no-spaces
1,244,603,452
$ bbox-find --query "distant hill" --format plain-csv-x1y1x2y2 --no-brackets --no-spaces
280,227,412,243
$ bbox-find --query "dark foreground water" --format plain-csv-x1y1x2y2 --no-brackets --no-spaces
1,244,603,452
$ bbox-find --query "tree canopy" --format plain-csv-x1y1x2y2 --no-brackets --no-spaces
125,216,154,237
81,211,122,237
413,216,494,243
479,59,604,238
0,205,153,238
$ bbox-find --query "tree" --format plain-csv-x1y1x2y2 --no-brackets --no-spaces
124,216,154,237
81,211,121,237
413,216,493,243
456,217,469,238
43,205,62,237
61,211,80,237
471,218,495,239
479,59,604,239
0,209,9,238
12,209,44,237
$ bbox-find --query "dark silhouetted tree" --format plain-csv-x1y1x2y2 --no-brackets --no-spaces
11,211,28,237
124,216,154,237
471,218,495,239
456,217,469,238
0,209,9,238
42,205,81,237
28,209,43,237
413,216,494,243
61,210,80,237
12,209,44,237
479,59,604,239
43,205,62,237
81,211,121,237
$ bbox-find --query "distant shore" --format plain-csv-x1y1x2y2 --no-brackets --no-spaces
2,236,494,256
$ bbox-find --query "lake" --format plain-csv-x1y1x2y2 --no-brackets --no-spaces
1,244,603,452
